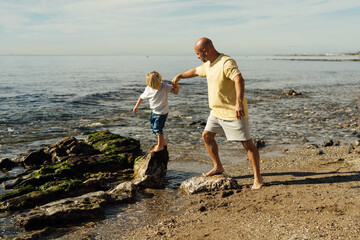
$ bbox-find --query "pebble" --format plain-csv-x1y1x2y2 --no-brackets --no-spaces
317,149,325,155
301,138,309,143
307,144,319,149
323,140,334,147
221,191,234,198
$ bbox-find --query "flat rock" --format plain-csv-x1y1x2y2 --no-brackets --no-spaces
180,174,240,194
14,191,107,231
107,181,137,203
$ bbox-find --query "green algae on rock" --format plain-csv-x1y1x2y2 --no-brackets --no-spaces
0,131,173,239
0,131,143,213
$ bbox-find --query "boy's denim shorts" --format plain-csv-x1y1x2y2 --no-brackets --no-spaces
150,112,168,135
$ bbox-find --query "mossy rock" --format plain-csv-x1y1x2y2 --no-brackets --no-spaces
86,131,125,147
4,162,78,191
83,169,133,185
1,179,84,212
0,131,143,213
0,185,35,202
86,131,141,155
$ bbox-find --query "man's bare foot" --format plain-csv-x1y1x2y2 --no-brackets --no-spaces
251,177,264,190
202,168,224,177
151,145,164,152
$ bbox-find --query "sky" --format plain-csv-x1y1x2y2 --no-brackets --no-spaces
0,0,359,56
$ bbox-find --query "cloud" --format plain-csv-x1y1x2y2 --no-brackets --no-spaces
0,0,359,55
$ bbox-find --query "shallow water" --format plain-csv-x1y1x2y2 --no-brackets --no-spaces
0,55,359,237
1,55,359,160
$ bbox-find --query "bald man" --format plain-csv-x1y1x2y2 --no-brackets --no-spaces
172,37,263,189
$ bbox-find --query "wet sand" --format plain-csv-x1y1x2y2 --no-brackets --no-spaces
54,143,360,240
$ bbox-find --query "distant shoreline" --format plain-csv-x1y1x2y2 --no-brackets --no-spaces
274,53,360,57
272,58,360,62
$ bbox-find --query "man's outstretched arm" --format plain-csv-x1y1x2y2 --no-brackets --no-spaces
172,67,198,85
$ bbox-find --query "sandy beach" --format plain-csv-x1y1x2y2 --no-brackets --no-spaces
52,142,360,240
121,145,360,240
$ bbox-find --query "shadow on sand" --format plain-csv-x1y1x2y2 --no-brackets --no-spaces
233,171,360,187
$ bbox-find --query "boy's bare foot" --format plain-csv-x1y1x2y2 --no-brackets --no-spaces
151,145,164,152
251,177,264,190
202,167,224,177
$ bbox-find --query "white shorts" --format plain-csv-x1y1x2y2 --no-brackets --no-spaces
204,115,251,141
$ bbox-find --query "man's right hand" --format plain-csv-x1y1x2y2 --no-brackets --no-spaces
171,75,180,86
172,68,198,87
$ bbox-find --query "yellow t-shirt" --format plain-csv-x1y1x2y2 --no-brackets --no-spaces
196,54,248,120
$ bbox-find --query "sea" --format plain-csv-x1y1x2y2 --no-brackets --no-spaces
0,55,359,237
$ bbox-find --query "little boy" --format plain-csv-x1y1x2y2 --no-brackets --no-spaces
133,71,179,152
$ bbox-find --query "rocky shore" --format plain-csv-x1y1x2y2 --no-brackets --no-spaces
0,131,170,239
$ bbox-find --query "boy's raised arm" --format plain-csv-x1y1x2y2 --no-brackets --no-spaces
133,97,143,113
170,82,180,94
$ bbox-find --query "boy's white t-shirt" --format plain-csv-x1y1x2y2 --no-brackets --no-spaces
140,82,172,114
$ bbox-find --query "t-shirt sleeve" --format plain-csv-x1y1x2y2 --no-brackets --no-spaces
140,87,151,100
195,64,206,78
224,59,241,81
164,83,173,93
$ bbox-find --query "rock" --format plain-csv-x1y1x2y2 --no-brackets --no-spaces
13,137,98,169
301,138,309,143
317,149,325,155
45,136,99,163
189,121,207,127
323,140,334,147
254,139,266,149
86,131,141,156
0,131,142,212
14,191,107,231
132,147,169,188
306,144,319,149
283,90,302,96
348,140,360,154
221,190,234,198
0,131,145,235
0,176,9,184
180,174,240,194
347,144,355,154
0,158,17,170
107,181,137,204
1,178,84,212
19,149,51,168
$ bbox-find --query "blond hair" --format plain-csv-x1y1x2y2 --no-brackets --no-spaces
146,71,162,89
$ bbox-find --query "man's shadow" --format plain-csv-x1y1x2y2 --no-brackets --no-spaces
233,171,360,187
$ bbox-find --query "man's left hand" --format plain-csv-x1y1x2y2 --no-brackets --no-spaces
235,102,245,119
